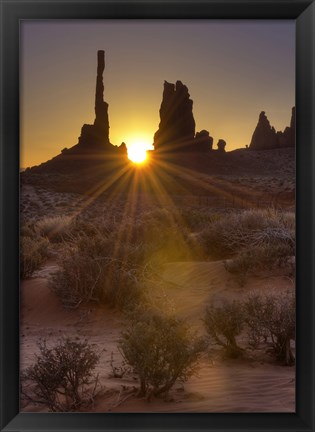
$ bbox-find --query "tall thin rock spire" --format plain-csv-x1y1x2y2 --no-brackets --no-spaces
94,50,109,134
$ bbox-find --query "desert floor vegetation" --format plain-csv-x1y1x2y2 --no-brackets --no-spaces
20,188,296,412
198,208,295,284
204,292,295,365
44,207,295,302
20,230,50,279
244,291,295,365
21,338,101,412
204,300,245,359
119,309,205,399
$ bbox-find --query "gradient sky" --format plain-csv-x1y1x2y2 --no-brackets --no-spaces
20,20,295,168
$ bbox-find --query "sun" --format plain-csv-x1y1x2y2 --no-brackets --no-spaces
127,139,151,164
128,145,147,163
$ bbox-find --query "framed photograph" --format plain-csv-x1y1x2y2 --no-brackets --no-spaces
1,0,314,431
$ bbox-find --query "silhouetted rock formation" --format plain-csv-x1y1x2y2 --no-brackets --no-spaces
276,107,295,149
249,108,295,150
119,142,127,153
76,50,111,151
61,50,126,157
195,130,213,152
154,80,196,152
217,139,226,153
24,50,128,184
249,111,278,150
153,81,216,153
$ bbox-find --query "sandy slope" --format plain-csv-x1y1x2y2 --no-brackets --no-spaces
20,260,295,413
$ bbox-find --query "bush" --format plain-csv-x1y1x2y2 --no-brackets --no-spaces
51,233,143,309
225,241,294,285
20,235,49,279
199,208,295,260
51,209,199,309
204,300,244,358
119,311,205,399
21,338,100,411
244,291,295,365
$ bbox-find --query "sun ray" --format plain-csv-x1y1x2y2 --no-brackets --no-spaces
110,170,142,263
151,155,256,208
64,162,131,223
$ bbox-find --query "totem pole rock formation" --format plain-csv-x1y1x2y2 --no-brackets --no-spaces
26,50,127,179
249,107,295,150
76,50,110,150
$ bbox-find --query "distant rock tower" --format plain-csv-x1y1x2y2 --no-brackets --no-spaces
276,107,295,148
153,80,215,153
153,80,196,152
249,108,295,150
249,111,278,150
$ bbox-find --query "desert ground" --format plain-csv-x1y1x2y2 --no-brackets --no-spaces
20,148,295,413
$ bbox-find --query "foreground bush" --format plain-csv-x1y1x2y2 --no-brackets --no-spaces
119,311,205,399
22,338,100,411
204,292,295,365
51,233,143,309
204,300,244,358
245,291,295,365
20,235,49,279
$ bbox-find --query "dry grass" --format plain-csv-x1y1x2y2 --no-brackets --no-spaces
20,235,50,279
35,215,73,242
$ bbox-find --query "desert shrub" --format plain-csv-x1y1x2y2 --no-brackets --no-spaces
199,208,295,260
225,241,294,285
21,338,100,411
35,215,73,242
204,300,244,358
244,291,295,365
51,233,143,309
20,235,50,279
119,311,205,399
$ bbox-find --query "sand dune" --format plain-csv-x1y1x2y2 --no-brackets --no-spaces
20,259,295,412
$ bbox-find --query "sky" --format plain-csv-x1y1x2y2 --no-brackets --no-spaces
20,20,295,168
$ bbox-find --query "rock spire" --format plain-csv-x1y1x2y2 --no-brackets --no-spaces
249,108,295,150
77,50,111,150
153,80,196,152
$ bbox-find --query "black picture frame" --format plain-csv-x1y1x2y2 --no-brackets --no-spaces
1,1,314,431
